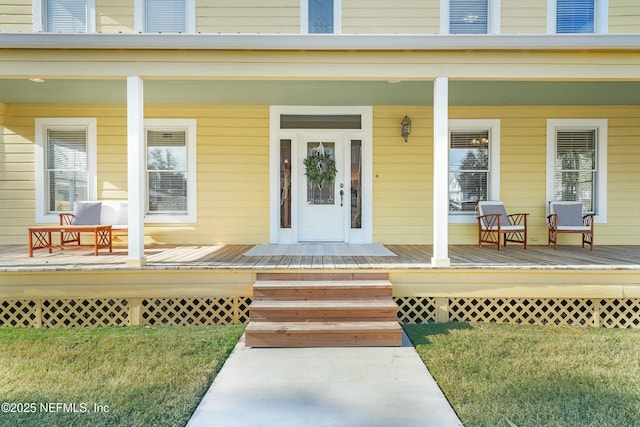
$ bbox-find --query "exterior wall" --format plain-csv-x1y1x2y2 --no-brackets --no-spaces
501,0,547,34
0,0,31,32
342,0,439,35
372,105,640,246
96,0,134,33
0,1,638,35
196,0,299,34
1,104,270,245
610,0,640,33
373,106,433,244
1,103,639,246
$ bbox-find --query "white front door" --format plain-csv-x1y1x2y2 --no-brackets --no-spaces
297,137,345,242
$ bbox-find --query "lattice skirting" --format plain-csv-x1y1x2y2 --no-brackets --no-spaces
1,297,638,328
0,297,251,328
394,297,640,328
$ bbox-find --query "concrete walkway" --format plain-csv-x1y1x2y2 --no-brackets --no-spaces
187,333,463,427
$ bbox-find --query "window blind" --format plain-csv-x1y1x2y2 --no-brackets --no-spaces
47,130,88,171
146,130,188,213
555,130,596,210
556,0,594,33
46,129,88,211
46,0,87,33
449,130,490,213
450,0,488,34
145,0,187,33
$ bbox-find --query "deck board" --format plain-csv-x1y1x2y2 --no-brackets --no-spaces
1,244,640,272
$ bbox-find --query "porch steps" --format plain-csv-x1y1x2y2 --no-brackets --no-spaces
245,274,402,348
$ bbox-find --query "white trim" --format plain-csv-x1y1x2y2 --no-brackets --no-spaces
433,77,450,266
270,106,372,244
34,117,97,223
546,118,607,223
143,118,198,223
547,0,608,34
448,119,501,224
440,0,449,35
33,0,96,33
134,0,196,33
3,33,636,51
300,0,342,34
127,76,145,264
489,0,501,35
441,0,501,35
334,0,343,34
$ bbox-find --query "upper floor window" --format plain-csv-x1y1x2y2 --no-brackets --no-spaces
548,0,608,34
302,0,342,34
135,0,196,33
448,120,500,223
557,0,594,33
546,119,607,222
442,0,499,34
35,118,97,223
144,119,197,223
450,0,488,34
34,0,95,33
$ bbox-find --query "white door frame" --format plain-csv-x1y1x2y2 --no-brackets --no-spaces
269,106,373,244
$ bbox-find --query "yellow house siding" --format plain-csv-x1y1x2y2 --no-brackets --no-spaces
373,106,433,244
1,103,639,246
371,105,640,246
197,0,299,34
0,104,270,245
342,0,439,35
447,105,640,246
96,0,134,34
501,0,547,34
0,104,36,244
609,0,640,33
0,0,32,32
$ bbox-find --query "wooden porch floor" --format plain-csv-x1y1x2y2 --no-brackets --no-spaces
2,244,640,272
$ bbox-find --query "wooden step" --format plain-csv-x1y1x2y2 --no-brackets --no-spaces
245,321,403,348
249,300,398,322
252,280,393,301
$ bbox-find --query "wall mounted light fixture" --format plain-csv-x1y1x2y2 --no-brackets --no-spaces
401,116,412,143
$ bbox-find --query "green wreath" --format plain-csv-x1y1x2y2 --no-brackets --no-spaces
303,152,337,188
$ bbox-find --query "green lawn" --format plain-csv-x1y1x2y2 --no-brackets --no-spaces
404,323,640,427
0,325,244,427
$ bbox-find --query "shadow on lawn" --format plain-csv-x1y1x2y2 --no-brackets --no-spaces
402,322,473,346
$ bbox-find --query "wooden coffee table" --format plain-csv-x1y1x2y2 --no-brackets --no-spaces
28,225,112,257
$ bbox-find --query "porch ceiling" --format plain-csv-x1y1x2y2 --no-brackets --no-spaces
0,79,638,106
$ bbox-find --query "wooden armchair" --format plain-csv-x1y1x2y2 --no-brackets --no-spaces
477,201,528,250
547,201,594,250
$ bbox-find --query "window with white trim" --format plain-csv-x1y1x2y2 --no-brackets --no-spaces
134,0,195,33
548,0,608,34
442,0,499,34
34,0,96,32
144,119,197,223
35,118,97,222
546,119,607,221
450,0,488,34
301,0,341,34
448,120,500,223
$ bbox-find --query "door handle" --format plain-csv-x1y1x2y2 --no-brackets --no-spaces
339,183,344,207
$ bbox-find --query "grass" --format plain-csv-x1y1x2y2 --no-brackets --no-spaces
404,323,640,427
0,325,244,427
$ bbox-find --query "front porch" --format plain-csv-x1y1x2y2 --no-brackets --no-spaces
2,244,639,329
4,243,640,271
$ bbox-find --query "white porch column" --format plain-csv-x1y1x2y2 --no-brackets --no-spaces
432,77,451,267
126,76,147,267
